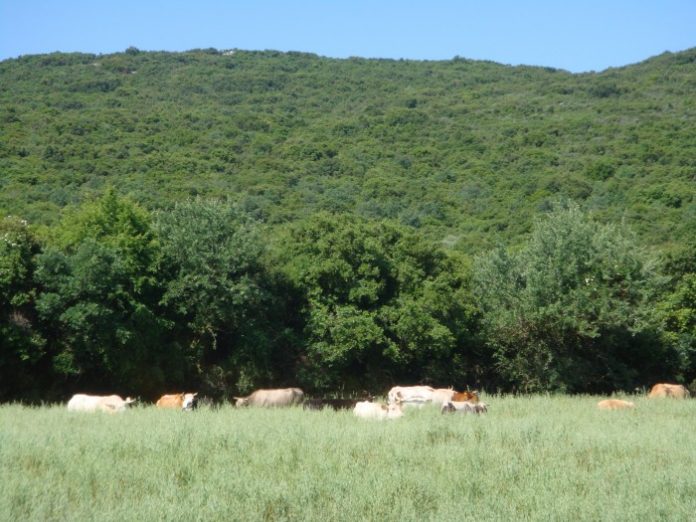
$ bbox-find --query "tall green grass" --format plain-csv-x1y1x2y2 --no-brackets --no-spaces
1,396,695,521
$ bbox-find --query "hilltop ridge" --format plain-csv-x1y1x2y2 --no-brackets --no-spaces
1,47,695,251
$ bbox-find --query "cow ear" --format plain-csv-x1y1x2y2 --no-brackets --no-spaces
192,392,198,397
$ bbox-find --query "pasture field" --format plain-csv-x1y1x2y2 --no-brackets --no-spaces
1,395,695,521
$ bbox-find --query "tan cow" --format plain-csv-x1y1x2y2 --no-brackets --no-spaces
156,392,198,410
648,383,690,399
234,388,304,407
67,394,136,413
597,399,635,410
353,401,404,420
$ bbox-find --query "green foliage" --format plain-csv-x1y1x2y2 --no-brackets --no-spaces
155,199,283,396
34,192,168,395
0,217,45,400
1,49,695,251
473,202,667,392
1,47,696,398
280,213,479,391
658,259,696,387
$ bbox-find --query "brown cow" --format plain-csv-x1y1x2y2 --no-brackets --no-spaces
156,392,198,410
597,399,635,410
452,390,479,403
441,400,488,414
648,383,690,399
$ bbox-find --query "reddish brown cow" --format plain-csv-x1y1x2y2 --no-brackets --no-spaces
452,391,479,403
156,392,198,410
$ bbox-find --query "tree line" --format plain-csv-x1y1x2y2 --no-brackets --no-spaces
1,191,694,402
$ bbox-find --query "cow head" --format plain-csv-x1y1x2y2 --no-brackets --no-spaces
387,403,404,419
182,393,198,411
392,391,404,404
234,396,249,407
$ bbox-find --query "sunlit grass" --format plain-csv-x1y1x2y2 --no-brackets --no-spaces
1,395,695,521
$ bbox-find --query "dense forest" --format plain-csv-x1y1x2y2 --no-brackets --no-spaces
1,48,695,401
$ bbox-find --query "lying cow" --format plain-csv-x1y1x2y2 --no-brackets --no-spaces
67,394,136,413
648,383,690,399
387,385,433,407
234,387,304,407
452,390,479,403
303,398,364,411
156,392,198,411
353,401,403,420
441,400,488,415
597,399,635,410
387,386,462,407
387,386,436,407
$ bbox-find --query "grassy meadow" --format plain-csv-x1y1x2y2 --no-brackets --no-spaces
1,395,695,521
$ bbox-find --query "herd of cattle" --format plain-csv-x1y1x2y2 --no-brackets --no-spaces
64,385,485,418
64,382,690,417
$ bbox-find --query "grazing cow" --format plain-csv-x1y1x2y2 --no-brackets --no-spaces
441,401,488,415
67,394,136,413
597,399,635,410
452,390,479,403
353,401,403,420
648,383,690,399
156,392,198,411
234,388,304,407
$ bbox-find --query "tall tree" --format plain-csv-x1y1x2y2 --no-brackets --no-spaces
280,212,479,392
0,217,45,400
473,201,669,392
35,190,169,396
155,199,281,396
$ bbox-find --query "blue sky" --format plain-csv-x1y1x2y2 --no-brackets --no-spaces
1,1,694,72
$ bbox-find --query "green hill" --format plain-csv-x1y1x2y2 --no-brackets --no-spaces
2,47,695,252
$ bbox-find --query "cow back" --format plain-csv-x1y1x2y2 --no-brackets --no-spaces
649,383,690,399
247,388,304,407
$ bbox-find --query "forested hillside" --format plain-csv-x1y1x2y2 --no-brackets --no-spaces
1,49,695,401
2,48,695,250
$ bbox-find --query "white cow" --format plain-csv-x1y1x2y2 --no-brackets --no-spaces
387,386,456,408
441,400,488,415
67,394,136,413
387,385,434,407
431,388,457,405
234,388,304,407
353,401,403,420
